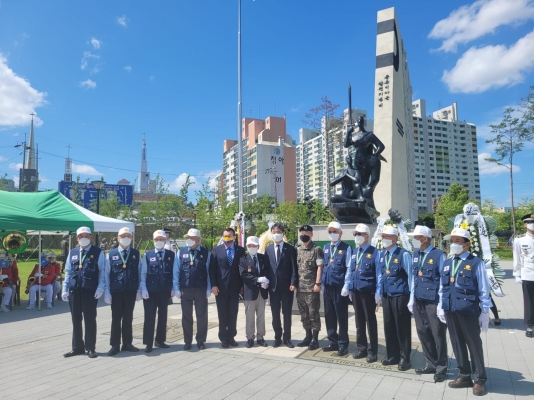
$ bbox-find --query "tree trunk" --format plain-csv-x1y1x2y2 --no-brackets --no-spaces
510,139,517,238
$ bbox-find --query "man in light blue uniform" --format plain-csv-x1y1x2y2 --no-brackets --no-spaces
407,225,447,382
62,226,106,359
321,221,352,357
376,225,413,371
439,228,491,397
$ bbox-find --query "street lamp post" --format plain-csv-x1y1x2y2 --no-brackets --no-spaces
91,179,106,247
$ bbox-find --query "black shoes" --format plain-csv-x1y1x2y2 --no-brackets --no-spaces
144,345,153,353
334,348,348,357
526,326,533,338
63,350,85,358
87,350,98,358
154,341,169,349
221,342,229,349
353,351,367,359
366,354,378,363
246,339,254,348
434,372,447,382
229,339,239,347
472,381,487,396
397,359,411,371
381,357,400,366
107,346,120,356
183,343,192,351
322,344,339,352
273,339,282,348
197,343,206,350
122,344,139,352
448,377,474,389
308,330,320,350
257,339,267,347
416,366,436,374
297,329,312,347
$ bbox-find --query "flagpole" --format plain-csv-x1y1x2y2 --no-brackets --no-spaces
237,0,244,245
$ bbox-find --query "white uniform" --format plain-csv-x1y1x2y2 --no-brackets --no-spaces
513,233,534,282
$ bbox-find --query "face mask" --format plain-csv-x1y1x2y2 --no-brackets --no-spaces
78,238,90,247
450,243,464,255
411,238,421,249
186,239,196,247
527,223,534,231
247,247,258,256
382,239,393,248
299,234,310,243
154,241,165,250
354,236,365,245
329,233,340,242
119,237,132,247
272,233,284,242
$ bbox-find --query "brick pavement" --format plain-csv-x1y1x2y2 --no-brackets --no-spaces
0,261,532,399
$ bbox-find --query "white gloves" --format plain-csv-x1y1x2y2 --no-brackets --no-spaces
104,293,112,305
341,288,350,297
175,290,182,299
34,273,43,278
206,289,211,298
257,277,269,284
375,293,382,305
136,290,142,302
437,306,446,324
479,312,490,333
0,275,7,280
407,298,414,314
61,292,69,302
261,283,269,289
171,290,175,298
94,288,104,299
141,290,149,300
516,276,523,284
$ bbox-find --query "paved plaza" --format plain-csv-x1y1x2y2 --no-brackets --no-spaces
1,261,533,399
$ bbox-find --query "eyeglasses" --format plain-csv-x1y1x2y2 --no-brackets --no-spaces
353,232,365,236
327,231,338,234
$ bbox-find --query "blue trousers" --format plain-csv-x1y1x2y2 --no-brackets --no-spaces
324,285,349,349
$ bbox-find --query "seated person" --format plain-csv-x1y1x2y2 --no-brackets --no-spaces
0,253,15,312
27,254,56,310
48,253,63,300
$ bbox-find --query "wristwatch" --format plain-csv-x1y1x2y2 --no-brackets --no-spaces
315,282,322,286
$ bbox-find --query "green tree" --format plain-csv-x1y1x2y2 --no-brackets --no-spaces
435,183,471,233
417,212,435,229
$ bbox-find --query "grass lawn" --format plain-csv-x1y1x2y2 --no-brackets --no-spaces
15,259,61,301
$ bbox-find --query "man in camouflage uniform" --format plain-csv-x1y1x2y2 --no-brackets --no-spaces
296,225,324,350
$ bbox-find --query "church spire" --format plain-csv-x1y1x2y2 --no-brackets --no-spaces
25,113,36,169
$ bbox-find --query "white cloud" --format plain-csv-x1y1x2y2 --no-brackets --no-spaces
0,53,46,127
80,51,100,71
116,15,128,27
0,156,6,162
169,173,198,191
12,175,19,188
90,37,101,49
71,163,103,176
478,152,521,175
149,75,155,83
206,170,222,189
124,66,132,72
12,132,18,137
8,162,22,170
429,0,534,52
442,29,534,93
39,175,49,183
80,79,97,89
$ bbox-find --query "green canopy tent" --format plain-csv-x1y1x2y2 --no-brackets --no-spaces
0,190,134,310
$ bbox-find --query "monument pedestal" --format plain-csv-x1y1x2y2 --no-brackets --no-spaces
330,202,379,224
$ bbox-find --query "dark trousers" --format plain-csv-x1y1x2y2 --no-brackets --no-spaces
181,287,208,345
351,290,378,355
324,285,349,349
270,288,294,341
446,311,487,383
215,291,239,343
382,293,412,361
69,288,98,352
414,299,447,374
110,290,137,346
523,280,534,326
143,290,170,345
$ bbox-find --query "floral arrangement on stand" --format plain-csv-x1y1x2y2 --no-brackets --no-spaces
371,209,413,251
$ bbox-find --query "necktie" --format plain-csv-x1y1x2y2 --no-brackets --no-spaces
253,256,258,273
276,245,281,263
81,249,86,262
122,249,127,260
157,251,162,266
227,247,233,266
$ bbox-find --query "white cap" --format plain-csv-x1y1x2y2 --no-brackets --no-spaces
444,228,471,241
407,225,432,238
246,236,259,246
381,226,398,236
76,226,91,236
153,230,166,239
118,227,133,236
354,224,370,235
327,221,342,230
184,228,201,238
0,252,6,259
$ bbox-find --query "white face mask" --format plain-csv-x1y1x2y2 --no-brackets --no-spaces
450,243,464,255
78,238,90,247
119,237,132,247
186,239,196,247
154,241,165,250
382,239,393,248
329,233,340,242
247,247,258,256
354,236,365,245
272,233,284,243
411,238,421,249
527,223,534,231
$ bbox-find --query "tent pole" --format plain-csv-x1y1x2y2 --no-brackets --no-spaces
38,231,41,311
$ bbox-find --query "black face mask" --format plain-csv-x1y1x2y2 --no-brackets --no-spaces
299,234,310,243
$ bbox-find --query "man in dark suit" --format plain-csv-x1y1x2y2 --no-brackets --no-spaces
209,227,245,348
239,236,270,348
265,223,298,348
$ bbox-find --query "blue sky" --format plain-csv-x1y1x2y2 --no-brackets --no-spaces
0,0,533,207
